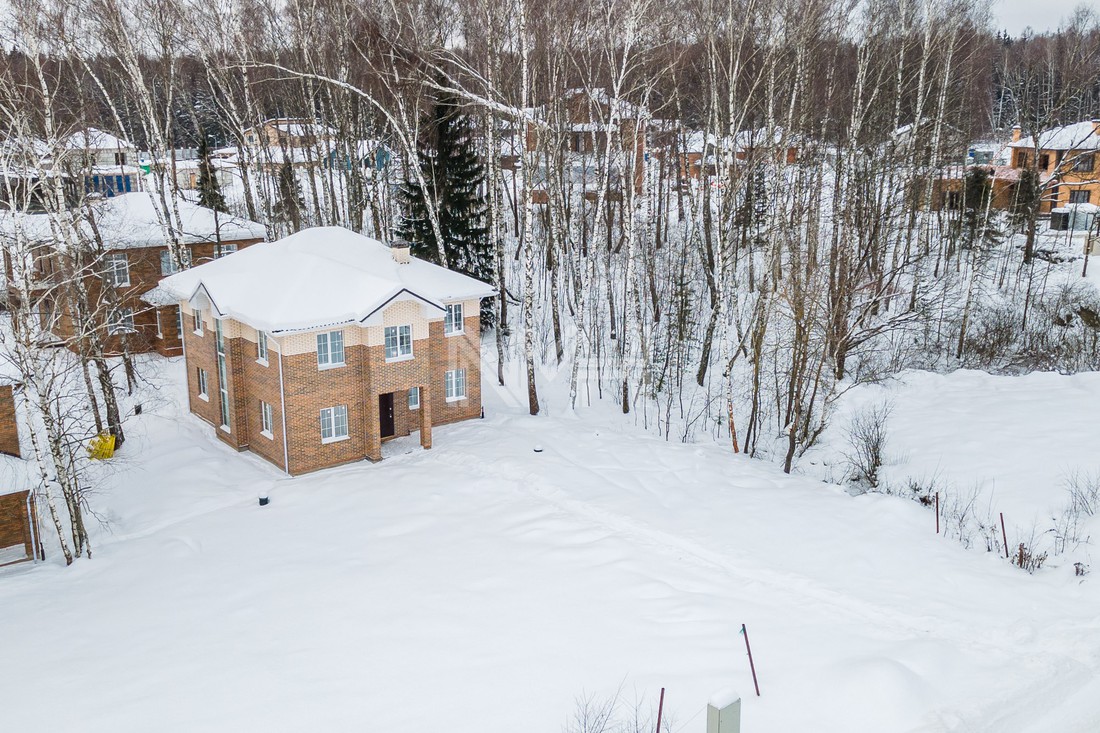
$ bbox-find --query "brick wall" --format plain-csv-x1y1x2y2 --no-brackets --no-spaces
180,299,484,476
0,385,19,458
0,490,37,566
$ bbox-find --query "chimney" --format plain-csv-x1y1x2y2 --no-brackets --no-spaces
389,238,411,265
1011,124,1022,143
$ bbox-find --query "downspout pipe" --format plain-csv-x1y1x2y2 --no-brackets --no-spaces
277,343,290,476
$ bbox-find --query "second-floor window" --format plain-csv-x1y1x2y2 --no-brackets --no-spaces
317,330,345,368
384,325,412,360
160,248,191,275
1039,154,1050,170
107,307,135,335
444,303,464,335
1072,154,1095,173
104,253,130,287
257,331,269,363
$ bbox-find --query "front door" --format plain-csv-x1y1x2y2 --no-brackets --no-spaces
378,393,395,439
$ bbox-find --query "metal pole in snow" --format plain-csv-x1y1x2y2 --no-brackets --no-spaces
1000,512,1010,558
935,492,940,534
740,623,761,696
654,687,665,733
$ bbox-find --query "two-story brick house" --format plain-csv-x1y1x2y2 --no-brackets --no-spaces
15,192,267,356
1008,120,1100,213
154,226,495,475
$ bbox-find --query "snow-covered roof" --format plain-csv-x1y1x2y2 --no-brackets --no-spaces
64,128,136,152
153,227,496,334
0,193,266,250
1009,121,1100,151
246,118,338,139
88,194,266,248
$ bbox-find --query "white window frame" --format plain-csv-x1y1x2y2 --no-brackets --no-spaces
408,386,420,410
104,253,130,287
444,303,464,336
320,405,349,443
316,330,345,369
260,401,274,439
216,243,238,258
155,308,163,338
193,308,204,335
160,247,191,276
176,306,183,337
257,331,269,365
384,324,413,361
445,368,467,402
107,307,135,335
197,367,209,401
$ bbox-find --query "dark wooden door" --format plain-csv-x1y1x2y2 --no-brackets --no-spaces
379,393,395,438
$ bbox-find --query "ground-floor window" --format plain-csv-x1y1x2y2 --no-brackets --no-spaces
197,368,209,399
107,307,135,335
445,368,466,401
408,386,420,410
260,401,274,438
1069,190,1092,204
320,405,349,443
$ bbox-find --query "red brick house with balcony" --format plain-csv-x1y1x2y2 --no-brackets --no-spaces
153,227,495,475
1008,120,1100,213
4,193,266,356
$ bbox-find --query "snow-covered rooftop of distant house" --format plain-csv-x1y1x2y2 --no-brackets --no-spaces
63,128,136,151
555,88,649,121
152,227,496,334
733,126,797,149
0,193,266,249
246,118,338,139
1009,120,1100,151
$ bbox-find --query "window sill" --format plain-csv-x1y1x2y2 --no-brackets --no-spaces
444,329,464,337
318,362,346,371
321,435,350,445
445,395,467,403
385,354,414,364
256,358,269,367
219,424,231,434
198,393,210,402
193,330,204,337
260,430,274,441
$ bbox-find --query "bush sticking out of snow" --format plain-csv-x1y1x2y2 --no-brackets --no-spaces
844,402,892,489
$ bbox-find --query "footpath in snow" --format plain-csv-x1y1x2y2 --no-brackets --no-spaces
0,359,1098,732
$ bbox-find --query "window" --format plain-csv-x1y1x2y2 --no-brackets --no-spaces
1072,154,1095,173
260,401,274,438
103,253,130,287
114,152,127,166
197,367,209,399
107,307,135,335
316,330,345,368
1069,190,1092,204
216,319,230,430
155,309,162,338
384,325,412,360
160,248,191,275
193,308,204,335
257,331,268,363
444,303,464,335
320,405,349,442
216,243,238,258
445,368,467,401
176,306,183,337
408,386,420,410
1038,154,1050,170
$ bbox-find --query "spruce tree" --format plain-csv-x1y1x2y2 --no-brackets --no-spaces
399,93,493,322
272,158,304,232
196,136,227,213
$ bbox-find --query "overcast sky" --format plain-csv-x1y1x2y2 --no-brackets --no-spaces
994,0,1089,35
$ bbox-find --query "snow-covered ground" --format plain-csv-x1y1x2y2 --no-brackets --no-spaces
1,357,1099,732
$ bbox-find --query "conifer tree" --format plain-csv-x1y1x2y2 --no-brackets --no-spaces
399,93,492,319
196,136,227,213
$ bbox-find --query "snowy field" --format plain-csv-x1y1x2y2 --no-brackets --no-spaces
2,358,1099,732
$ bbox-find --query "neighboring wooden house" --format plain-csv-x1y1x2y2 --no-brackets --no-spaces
154,227,495,475
0,379,20,459
2,193,266,357
932,164,1022,212
242,118,337,149
61,128,143,198
0,488,41,567
1008,120,1100,213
